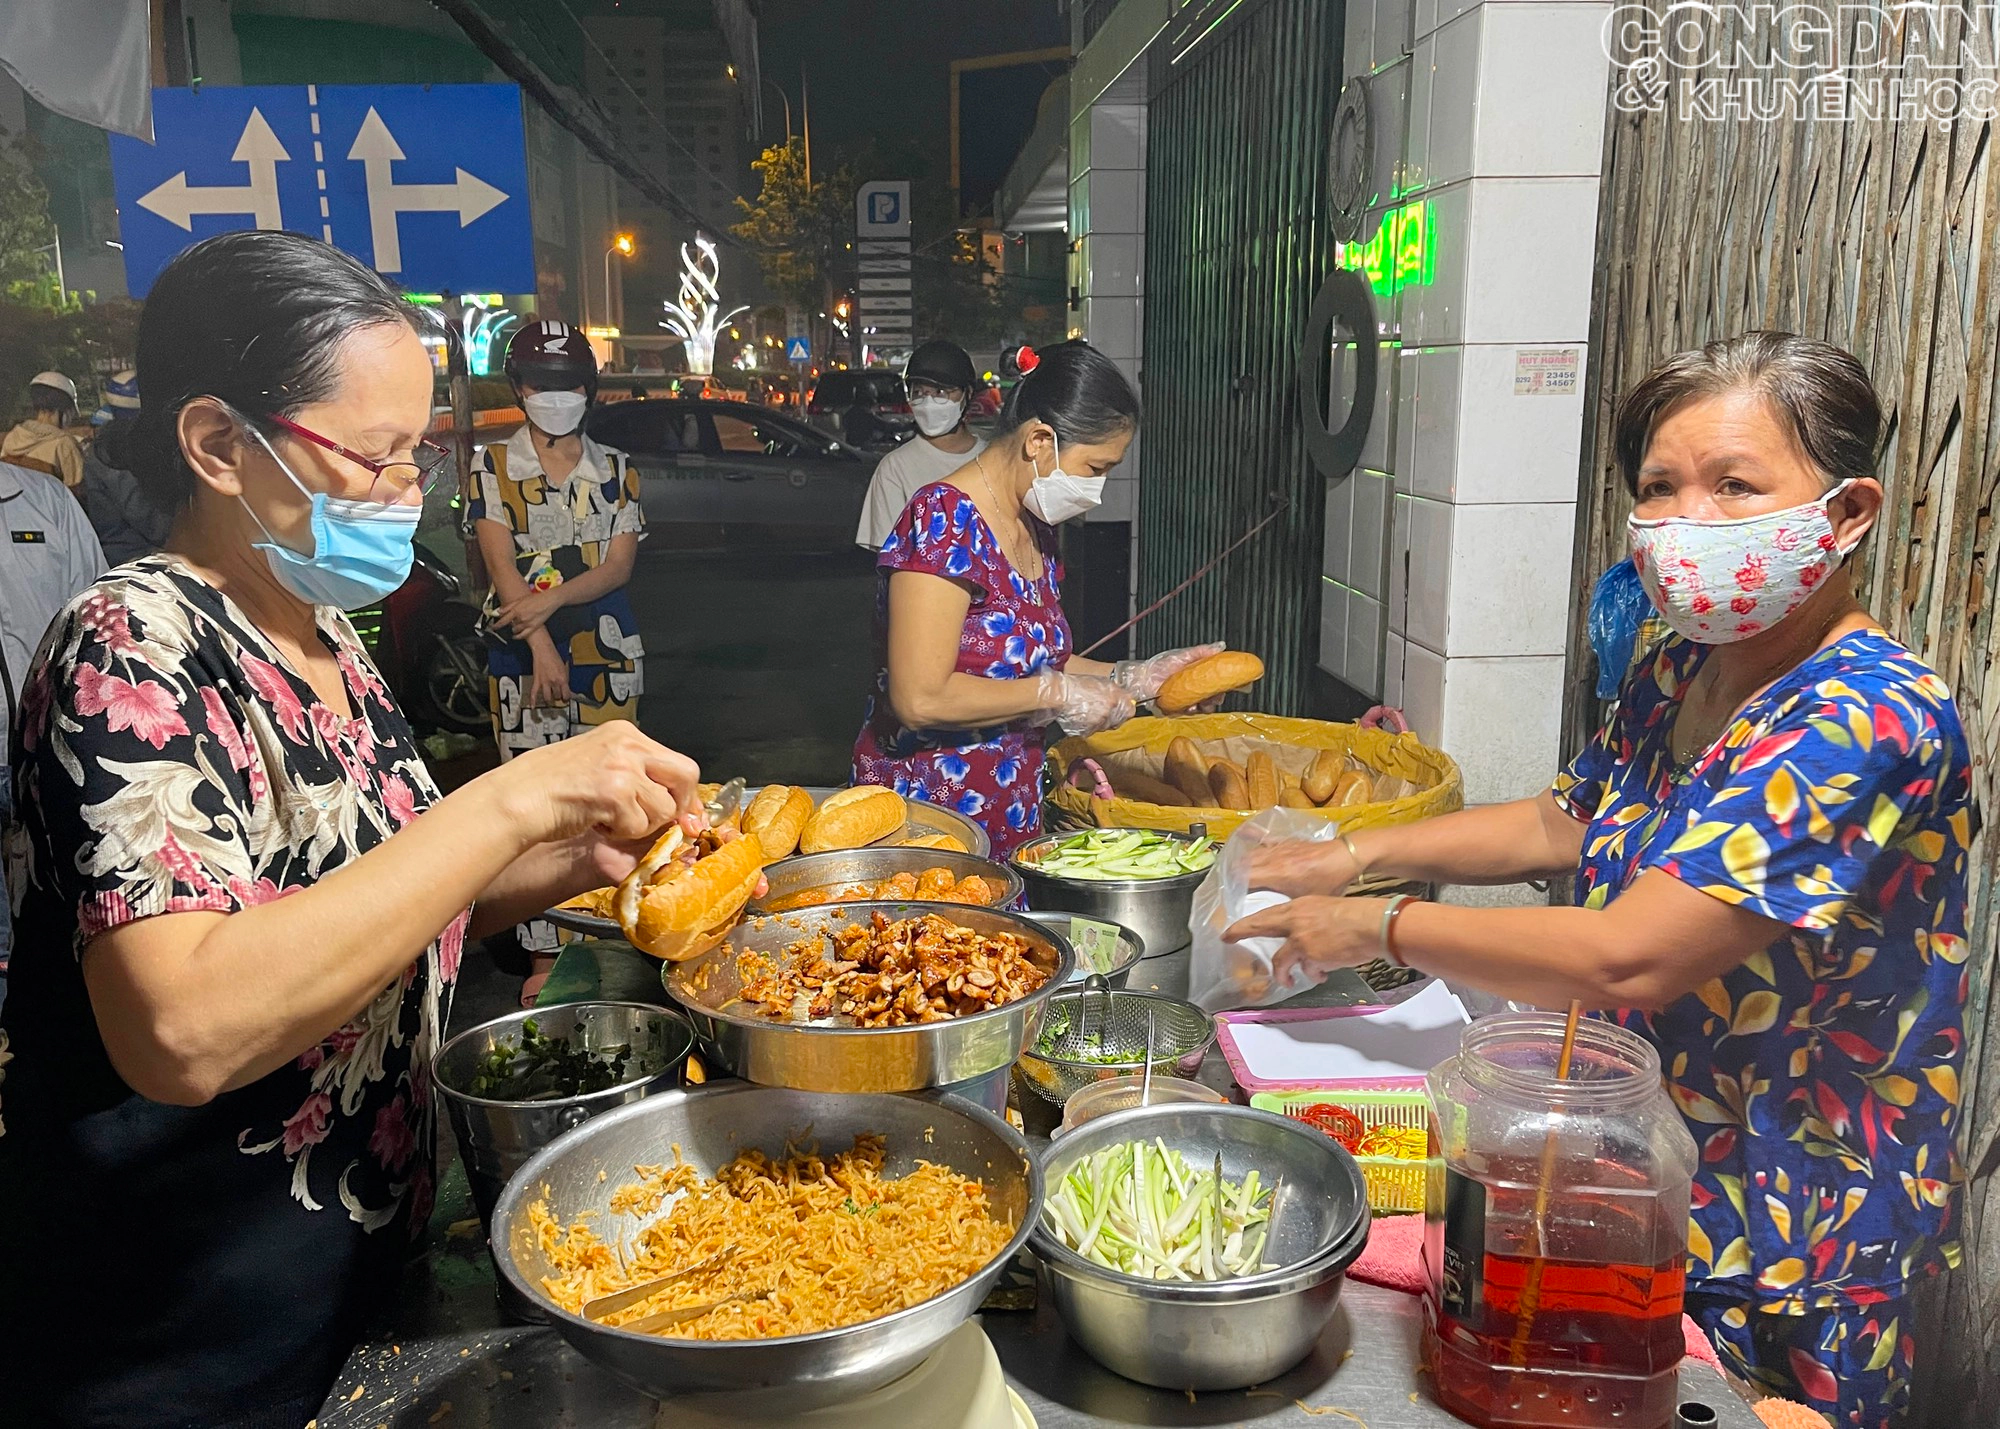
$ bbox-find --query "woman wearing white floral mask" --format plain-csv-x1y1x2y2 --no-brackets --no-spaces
1225,333,1972,1429
853,339,1223,856
472,320,646,1001
854,339,988,551
0,232,706,1428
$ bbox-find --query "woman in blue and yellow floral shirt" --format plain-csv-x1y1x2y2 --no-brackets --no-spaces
1232,333,1973,1429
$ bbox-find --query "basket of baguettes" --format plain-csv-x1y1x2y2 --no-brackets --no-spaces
1045,652,1463,853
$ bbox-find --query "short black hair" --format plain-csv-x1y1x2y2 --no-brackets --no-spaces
129,230,434,506
1002,339,1139,445
27,383,74,419
1614,331,1882,495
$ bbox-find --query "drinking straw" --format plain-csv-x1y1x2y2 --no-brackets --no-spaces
1506,999,1583,1368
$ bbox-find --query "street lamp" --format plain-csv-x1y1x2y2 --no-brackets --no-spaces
602,232,634,332
725,63,794,146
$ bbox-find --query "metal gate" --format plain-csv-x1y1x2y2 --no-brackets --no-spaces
1137,0,1344,714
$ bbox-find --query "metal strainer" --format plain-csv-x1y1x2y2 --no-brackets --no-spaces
1016,976,1217,1105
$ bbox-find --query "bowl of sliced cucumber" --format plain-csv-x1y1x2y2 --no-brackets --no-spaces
1010,828,1218,958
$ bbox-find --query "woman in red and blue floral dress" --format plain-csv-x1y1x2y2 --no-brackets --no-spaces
853,341,1220,857
0,233,704,1429
1229,334,1972,1429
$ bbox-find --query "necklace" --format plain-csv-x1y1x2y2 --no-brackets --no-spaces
971,452,1041,579
1669,603,1852,770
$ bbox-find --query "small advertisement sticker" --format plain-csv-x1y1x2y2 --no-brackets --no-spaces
1514,346,1581,397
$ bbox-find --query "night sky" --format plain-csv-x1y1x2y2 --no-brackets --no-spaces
755,0,1067,215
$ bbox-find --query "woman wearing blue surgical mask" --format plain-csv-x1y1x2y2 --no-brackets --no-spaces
472,321,645,1001
1227,333,1972,1429
852,339,1223,855
0,231,707,1428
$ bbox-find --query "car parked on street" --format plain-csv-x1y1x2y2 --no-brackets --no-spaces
585,399,878,550
804,369,914,448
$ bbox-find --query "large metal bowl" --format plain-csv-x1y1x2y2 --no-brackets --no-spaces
491,1084,1040,1409
1010,828,1213,957
1030,1102,1371,1390
662,902,1074,1091
435,1002,696,1228
748,847,1022,916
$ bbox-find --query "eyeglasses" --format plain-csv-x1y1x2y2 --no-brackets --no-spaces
906,381,967,402
262,411,455,503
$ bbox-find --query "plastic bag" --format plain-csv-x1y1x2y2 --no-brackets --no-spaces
1187,806,1348,1013
1588,558,1650,699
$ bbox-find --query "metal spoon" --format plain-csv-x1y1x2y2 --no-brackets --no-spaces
1140,1010,1156,1107
584,1245,737,1322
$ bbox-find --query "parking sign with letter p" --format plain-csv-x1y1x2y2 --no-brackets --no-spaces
855,180,911,239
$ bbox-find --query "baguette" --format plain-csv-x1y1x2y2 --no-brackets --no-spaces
1164,736,1214,804
617,828,766,961
1246,751,1280,809
742,784,813,860
800,785,907,853
1208,761,1251,810
1301,749,1344,804
900,831,969,852
1115,769,1194,807
1280,787,1318,809
1326,770,1375,807
1156,651,1265,713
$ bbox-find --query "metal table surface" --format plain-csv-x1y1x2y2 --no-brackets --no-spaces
316,945,1764,1429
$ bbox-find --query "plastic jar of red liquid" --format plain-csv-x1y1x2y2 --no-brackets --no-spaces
1422,1013,1698,1429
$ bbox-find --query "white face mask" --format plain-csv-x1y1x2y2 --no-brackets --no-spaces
1022,430,1106,525
523,390,588,437
1627,479,1860,644
910,395,964,438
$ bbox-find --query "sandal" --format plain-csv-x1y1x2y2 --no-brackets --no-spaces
519,953,559,1008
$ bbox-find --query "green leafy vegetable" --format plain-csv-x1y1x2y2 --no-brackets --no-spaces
1030,830,1216,881
1041,1139,1276,1280
469,1019,640,1101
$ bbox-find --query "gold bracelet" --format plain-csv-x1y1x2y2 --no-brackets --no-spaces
1340,833,1368,874
1378,893,1414,968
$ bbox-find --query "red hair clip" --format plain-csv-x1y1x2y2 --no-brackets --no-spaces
1016,345,1040,374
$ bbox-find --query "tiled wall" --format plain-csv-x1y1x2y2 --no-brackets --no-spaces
1322,0,1608,825
1069,64,1149,550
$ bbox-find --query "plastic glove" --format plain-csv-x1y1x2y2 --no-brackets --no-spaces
1032,670,1137,737
1110,642,1227,701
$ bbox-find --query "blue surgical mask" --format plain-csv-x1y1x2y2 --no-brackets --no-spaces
240,426,420,610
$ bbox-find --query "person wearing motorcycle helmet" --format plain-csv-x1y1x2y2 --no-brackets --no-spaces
854,338,987,550
472,319,646,999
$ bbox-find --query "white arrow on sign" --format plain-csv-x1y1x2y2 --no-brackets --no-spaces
347,107,509,273
136,108,288,231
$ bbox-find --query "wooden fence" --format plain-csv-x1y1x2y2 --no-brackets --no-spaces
1572,5,2000,1419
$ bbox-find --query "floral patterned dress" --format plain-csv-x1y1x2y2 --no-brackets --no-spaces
0,556,463,1427
1554,630,1974,1426
852,483,1071,857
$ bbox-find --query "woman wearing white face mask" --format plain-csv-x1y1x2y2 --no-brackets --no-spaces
472,320,645,998
0,234,705,1426
1226,333,1972,1429
854,339,988,551
853,340,1221,855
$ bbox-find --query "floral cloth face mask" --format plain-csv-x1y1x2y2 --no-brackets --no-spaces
1627,479,1858,644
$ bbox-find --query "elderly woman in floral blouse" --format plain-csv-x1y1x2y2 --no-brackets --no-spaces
0,232,705,1429
1231,333,1973,1429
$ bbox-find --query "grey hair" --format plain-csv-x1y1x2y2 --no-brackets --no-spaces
1614,331,1882,494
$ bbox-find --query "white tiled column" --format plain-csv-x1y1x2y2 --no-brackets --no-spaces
1324,0,1608,906
1069,65,1148,537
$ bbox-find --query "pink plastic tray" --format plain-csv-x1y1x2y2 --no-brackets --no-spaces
1215,1003,1437,1094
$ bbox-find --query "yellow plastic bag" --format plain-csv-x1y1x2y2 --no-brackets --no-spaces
1046,714,1462,841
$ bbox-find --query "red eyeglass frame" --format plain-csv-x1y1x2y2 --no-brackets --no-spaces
261,411,454,494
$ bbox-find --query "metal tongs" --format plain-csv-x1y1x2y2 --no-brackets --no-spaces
583,1245,736,1322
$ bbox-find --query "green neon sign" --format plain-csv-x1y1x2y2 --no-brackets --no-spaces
1335,199,1435,300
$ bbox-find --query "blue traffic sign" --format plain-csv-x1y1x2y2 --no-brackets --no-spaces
785,336,812,363
110,84,534,298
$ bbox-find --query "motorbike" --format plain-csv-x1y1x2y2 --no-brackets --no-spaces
353,539,491,736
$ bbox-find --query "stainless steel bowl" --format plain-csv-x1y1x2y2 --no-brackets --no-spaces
1015,986,1218,1105
1010,829,1213,956
1019,910,1147,988
1030,1102,1370,1390
747,847,1022,916
491,1084,1040,1409
435,1002,695,1227
663,902,1074,1091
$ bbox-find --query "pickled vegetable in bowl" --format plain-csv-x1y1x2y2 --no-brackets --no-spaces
1025,830,1216,881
